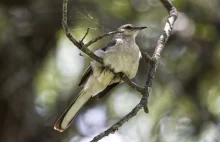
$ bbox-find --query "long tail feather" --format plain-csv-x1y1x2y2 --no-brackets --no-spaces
54,90,92,132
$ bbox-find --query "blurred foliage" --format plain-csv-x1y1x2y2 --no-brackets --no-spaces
0,0,220,142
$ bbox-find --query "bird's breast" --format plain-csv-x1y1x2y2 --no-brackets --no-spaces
103,42,140,79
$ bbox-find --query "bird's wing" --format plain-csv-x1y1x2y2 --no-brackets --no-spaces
102,39,117,51
78,66,92,86
78,39,117,86
96,82,119,99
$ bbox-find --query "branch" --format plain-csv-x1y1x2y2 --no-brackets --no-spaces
83,30,122,48
153,0,178,60
62,0,143,93
62,0,103,63
91,94,149,142
121,75,145,93
90,0,178,141
80,28,90,44
141,51,153,64
61,0,178,141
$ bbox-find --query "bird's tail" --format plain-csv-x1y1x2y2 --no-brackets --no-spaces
54,89,92,132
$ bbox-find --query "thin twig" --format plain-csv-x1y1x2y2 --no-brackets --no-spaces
83,30,122,48
62,0,103,63
122,75,145,93
141,51,153,64
80,28,90,44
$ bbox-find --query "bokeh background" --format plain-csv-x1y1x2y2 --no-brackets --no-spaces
0,0,220,142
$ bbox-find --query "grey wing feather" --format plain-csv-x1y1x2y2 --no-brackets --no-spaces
78,66,92,86
78,39,117,86
102,39,117,51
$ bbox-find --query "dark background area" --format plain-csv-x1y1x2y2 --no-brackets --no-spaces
0,0,220,142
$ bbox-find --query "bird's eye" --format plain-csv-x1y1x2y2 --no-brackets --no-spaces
125,26,132,29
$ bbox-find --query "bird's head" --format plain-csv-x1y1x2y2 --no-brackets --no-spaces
118,24,147,37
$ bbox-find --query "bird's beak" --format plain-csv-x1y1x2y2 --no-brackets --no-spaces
135,26,147,30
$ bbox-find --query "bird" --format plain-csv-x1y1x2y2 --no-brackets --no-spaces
54,24,147,132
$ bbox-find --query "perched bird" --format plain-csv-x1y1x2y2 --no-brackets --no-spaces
54,24,147,132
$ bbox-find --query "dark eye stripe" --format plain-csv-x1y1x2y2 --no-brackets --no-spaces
125,26,132,29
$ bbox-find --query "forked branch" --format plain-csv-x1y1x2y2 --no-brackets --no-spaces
61,0,178,141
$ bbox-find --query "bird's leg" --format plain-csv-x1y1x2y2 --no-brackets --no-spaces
104,65,115,74
118,72,127,82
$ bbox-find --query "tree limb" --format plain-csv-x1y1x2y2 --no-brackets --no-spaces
90,0,178,141
83,30,122,48
61,0,178,141
62,0,144,95
80,28,90,44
